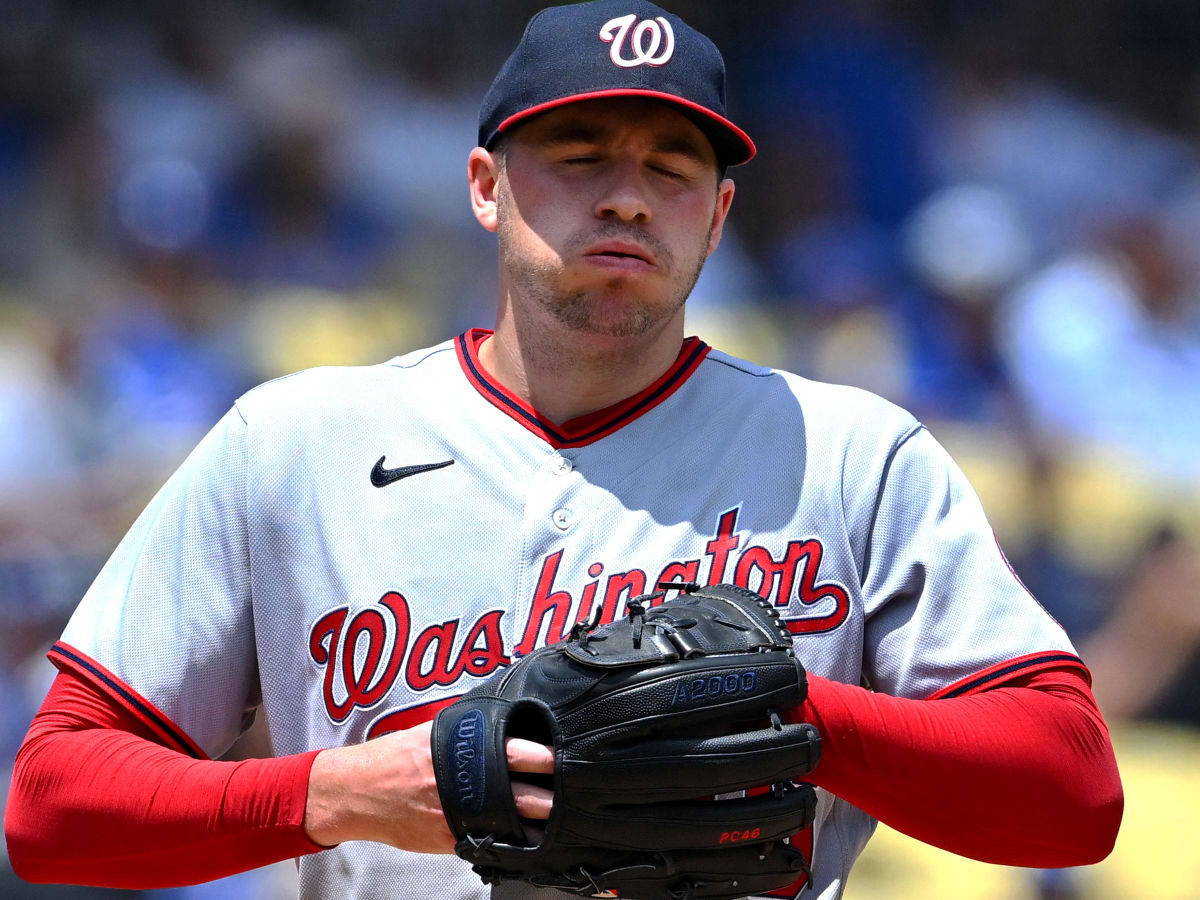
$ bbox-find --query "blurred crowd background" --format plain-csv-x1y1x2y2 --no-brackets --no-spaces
2,0,1199,897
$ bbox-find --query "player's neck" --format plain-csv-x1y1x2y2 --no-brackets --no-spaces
480,316,686,426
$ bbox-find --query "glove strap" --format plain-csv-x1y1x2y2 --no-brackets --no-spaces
431,697,525,845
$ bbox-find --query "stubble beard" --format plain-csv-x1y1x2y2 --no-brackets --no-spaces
497,202,712,339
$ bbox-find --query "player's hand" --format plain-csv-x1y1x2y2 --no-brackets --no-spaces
303,721,554,853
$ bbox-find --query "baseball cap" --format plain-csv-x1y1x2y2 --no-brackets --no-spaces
478,0,755,168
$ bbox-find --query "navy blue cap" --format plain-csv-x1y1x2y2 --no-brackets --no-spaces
479,0,755,168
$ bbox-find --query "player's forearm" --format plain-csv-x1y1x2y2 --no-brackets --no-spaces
4,672,324,888
6,726,322,887
795,668,1123,867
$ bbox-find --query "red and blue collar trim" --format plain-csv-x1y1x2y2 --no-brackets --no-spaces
455,328,709,449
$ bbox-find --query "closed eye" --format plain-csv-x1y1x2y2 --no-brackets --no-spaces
651,165,686,180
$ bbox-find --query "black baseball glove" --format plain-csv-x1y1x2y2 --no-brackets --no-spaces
431,582,822,900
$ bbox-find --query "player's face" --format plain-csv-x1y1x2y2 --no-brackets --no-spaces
470,98,735,340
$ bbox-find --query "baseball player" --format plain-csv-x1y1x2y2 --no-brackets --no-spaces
5,2,1121,899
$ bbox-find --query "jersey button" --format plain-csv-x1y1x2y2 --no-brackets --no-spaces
552,508,575,531
555,457,574,475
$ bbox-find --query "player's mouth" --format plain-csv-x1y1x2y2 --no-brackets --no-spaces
582,241,657,272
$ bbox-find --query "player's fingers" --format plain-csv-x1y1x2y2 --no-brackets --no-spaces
506,737,555,773
512,781,554,819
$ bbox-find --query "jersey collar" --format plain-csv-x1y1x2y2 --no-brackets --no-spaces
455,328,710,449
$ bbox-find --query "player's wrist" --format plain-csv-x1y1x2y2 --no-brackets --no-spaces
303,746,356,848
303,725,458,854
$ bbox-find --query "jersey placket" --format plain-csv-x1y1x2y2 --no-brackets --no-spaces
509,449,596,657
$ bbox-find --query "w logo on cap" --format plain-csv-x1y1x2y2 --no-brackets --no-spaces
600,13,675,68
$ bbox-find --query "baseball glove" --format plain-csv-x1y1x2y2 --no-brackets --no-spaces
431,582,822,900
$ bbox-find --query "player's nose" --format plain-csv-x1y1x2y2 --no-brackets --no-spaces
594,157,651,223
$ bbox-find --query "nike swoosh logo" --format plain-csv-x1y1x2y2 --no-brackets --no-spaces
370,456,455,487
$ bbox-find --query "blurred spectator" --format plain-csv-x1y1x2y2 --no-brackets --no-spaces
214,25,396,289
70,250,251,463
998,213,1200,483
929,76,1194,256
1082,529,1200,725
899,183,1035,422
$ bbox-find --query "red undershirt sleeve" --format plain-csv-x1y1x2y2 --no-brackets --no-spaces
4,668,326,888
791,665,1123,868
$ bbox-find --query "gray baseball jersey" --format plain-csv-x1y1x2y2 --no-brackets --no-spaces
55,329,1079,899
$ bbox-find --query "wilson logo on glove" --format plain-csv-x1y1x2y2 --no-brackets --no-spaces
673,671,758,704
448,709,487,814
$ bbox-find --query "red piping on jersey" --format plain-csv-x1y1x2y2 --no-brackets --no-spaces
925,651,1090,701
455,329,710,448
48,641,208,760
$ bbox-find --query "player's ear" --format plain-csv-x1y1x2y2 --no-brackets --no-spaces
469,147,501,233
705,178,735,258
